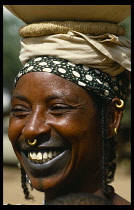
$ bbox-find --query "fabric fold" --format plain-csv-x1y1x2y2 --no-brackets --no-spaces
19,30,131,77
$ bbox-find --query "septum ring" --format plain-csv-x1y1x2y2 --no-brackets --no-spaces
28,139,37,146
115,99,124,109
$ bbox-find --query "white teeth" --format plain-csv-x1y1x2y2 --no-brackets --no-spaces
53,151,57,157
32,152,37,159
28,150,62,163
29,152,33,159
48,151,52,159
43,152,47,159
36,152,42,160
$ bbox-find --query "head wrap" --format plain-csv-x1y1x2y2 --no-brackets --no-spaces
14,56,130,101
19,30,131,77
14,20,131,102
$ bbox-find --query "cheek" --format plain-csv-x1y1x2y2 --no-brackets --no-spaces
8,118,23,144
65,112,101,163
56,110,101,142
54,111,101,164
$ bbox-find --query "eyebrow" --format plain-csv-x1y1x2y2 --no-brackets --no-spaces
11,95,30,103
45,94,79,104
11,93,79,105
45,95,65,103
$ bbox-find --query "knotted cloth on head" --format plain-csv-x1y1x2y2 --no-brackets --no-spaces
15,21,131,102
19,29,130,77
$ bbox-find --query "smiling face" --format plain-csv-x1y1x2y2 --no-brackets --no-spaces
8,72,102,199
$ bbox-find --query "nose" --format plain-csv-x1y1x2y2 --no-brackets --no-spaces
22,109,51,140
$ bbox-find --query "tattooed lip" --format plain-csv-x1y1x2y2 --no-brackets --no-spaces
21,148,71,177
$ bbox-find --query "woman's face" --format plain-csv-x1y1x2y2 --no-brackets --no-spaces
8,72,102,195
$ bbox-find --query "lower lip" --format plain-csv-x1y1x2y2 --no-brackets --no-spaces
21,150,71,178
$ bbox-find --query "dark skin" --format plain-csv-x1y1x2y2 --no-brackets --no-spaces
8,72,130,205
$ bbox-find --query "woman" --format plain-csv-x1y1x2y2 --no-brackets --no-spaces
6,5,131,205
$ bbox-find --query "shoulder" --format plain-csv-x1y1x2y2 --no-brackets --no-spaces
113,193,131,205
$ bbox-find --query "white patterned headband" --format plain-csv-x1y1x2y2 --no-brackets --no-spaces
14,56,130,102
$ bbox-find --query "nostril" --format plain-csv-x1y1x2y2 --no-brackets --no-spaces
35,133,51,144
22,120,51,141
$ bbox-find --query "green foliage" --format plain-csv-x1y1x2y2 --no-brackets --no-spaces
119,16,131,41
117,16,131,164
3,15,24,92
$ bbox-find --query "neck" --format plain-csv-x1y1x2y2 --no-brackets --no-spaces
44,170,102,203
44,187,105,205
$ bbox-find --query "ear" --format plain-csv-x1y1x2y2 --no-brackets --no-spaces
107,98,124,138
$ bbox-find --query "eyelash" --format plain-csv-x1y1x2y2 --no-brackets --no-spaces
11,108,30,117
50,104,76,115
10,104,76,118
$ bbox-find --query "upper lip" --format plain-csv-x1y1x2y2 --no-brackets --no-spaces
18,137,70,151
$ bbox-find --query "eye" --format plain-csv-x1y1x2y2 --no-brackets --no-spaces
11,106,30,117
50,104,76,115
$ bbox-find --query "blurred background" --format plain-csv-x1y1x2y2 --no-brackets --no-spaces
3,6,131,205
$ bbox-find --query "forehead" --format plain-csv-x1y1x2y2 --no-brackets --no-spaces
13,72,93,104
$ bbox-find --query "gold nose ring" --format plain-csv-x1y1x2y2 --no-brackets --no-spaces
28,139,37,146
115,99,124,109
114,127,118,135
